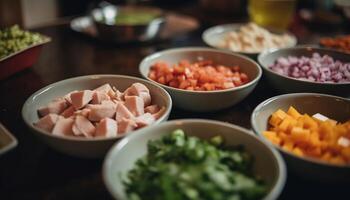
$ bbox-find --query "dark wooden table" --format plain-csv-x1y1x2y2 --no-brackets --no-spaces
1,5,349,200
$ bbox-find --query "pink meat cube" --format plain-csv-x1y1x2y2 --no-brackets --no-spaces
153,106,166,120
61,106,76,118
124,83,151,106
101,100,118,110
74,108,91,118
38,98,68,117
94,83,113,94
94,83,115,98
135,113,155,128
52,117,74,136
64,90,78,105
118,118,137,134
72,115,96,137
91,91,110,104
124,96,144,117
115,89,124,101
144,105,160,114
88,104,116,121
34,113,59,132
115,103,134,122
95,118,118,138
70,90,94,109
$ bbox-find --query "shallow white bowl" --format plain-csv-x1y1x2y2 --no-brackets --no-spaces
139,47,262,112
103,119,286,200
22,74,172,158
251,93,350,182
202,23,297,57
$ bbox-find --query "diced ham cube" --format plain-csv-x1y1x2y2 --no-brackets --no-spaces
94,83,113,94
70,90,94,109
74,108,91,117
95,118,118,138
101,100,118,110
144,104,160,114
124,96,144,117
124,83,151,106
115,89,124,101
94,83,116,98
52,117,74,136
153,106,166,120
118,118,137,134
88,104,116,121
64,90,78,105
38,98,68,117
34,113,59,132
135,113,155,128
91,91,110,104
61,106,76,118
72,115,96,137
115,103,134,122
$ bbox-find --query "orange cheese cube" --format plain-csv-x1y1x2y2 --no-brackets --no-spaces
287,106,301,119
293,147,304,157
263,131,281,145
291,127,310,143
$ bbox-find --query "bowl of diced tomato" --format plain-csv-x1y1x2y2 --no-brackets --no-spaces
139,47,262,112
251,93,350,183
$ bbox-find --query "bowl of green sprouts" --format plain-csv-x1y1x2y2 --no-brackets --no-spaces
103,119,286,200
0,25,50,79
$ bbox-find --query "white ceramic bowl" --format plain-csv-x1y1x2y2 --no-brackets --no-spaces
202,23,297,57
258,46,350,97
139,47,262,112
22,74,172,158
103,119,286,200
251,93,350,182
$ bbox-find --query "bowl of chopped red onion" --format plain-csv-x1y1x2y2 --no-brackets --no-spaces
258,46,350,97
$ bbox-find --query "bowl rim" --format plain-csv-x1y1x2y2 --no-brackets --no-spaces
91,4,165,27
202,23,297,55
0,122,18,155
139,47,263,94
103,118,287,200
0,36,51,62
21,74,172,142
257,46,350,86
251,92,350,168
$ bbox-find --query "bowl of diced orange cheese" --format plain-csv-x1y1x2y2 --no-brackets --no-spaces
251,93,350,182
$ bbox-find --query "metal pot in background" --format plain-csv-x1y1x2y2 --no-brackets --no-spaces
91,4,165,43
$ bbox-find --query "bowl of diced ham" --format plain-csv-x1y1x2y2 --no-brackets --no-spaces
258,46,350,97
22,74,172,158
139,47,262,112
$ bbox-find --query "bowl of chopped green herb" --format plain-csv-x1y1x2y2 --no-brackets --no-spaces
103,119,286,200
91,5,165,43
0,25,50,79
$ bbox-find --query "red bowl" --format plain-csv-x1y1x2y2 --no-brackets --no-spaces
0,37,51,80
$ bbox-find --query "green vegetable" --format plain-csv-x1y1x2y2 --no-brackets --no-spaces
0,25,46,59
100,10,159,25
115,11,159,25
123,130,267,200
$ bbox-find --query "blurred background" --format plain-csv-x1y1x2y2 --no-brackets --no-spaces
0,0,349,29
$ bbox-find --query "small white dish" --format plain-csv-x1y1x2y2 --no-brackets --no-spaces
202,23,297,57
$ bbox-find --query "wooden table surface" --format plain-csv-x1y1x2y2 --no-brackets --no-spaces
1,5,349,200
